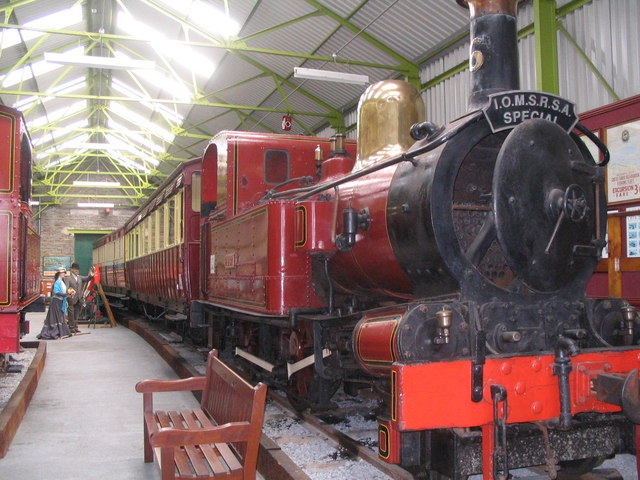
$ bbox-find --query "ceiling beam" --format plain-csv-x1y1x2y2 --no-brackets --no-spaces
0,22,404,72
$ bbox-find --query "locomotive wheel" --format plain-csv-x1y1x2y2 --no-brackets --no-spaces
286,369,340,412
558,456,606,475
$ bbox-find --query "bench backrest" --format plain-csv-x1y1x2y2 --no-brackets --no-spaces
201,350,267,462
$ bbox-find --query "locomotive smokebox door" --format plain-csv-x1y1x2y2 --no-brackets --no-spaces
492,118,603,292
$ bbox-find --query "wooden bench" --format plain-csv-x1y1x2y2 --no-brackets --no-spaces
135,350,267,480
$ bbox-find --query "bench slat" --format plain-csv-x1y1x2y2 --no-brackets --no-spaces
199,444,229,476
193,408,243,473
168,411,185,429
173,447,192,477
156,411,172,428
180,409,201,429
184,445,210,477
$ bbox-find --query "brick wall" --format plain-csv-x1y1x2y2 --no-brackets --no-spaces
37,205,137,259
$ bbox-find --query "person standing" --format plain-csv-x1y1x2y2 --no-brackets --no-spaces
64,262,94,334
37,268,72,339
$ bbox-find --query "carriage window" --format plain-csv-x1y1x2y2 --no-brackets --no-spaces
191,172,201,213
175,190,183,244
167,198,176,246
158,205,165,250
264,149,289,184
20,133,32,203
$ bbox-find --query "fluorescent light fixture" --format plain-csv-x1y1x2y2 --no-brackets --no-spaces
44,52,155,70
29,200,40,206
294,67,369,85
78,203,114,208
73,180,121,187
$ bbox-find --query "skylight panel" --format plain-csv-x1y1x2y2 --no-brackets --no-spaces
14,76,86,110
26,100,87,130
117,12,215,79
42,149,88,169
0,4,82,50
111,78,184,123
31,119,87,146
104,133,160,166
108,119,166,154
110,102,175,143
154,0,240,38
111,151,151,173
134,69,192,101
1,45,84,88
41,133,89,154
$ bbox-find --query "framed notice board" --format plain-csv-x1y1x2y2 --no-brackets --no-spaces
43,256,71,277
580,94,640,206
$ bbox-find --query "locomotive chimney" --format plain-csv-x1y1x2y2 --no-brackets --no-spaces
459,0,520,110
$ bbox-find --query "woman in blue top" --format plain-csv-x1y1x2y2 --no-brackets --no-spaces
37,268,72,339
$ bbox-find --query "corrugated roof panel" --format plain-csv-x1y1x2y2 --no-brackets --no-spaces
348,0,468,61
559,0,615,111
11,0,78,24
317,0,365,19
244,15,338,56
214,75,278,113
313,26,399,70
204,53,265,92
240,0,317,37
609,0,640,101
240,50,302,79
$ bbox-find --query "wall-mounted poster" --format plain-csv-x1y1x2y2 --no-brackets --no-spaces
627,215,640,258
43,256,71,277
607,119,640,203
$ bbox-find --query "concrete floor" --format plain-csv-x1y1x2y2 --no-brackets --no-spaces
1,312,201,480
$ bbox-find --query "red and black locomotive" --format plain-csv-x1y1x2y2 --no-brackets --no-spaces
0,105,42,367
95,1,640,477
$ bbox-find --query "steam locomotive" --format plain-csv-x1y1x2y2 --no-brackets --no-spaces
0,105,42,368
94,0,640,477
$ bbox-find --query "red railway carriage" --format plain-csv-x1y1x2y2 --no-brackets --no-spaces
199,131,356,316
94,158,201,315
0,105,41,359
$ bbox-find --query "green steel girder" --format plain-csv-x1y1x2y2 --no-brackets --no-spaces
135,0,345,129
32,168,168,178
231,51,344,129
0,23,403,71
534,0,559,94
302,0,420,87
0,0,42,14
36,192,147,199
1,88,334,116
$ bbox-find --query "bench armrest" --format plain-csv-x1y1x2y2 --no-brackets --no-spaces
135,376,207,393
149,421,252,448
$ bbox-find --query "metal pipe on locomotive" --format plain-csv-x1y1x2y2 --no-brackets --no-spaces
94,0,640,476
0,105,42,368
